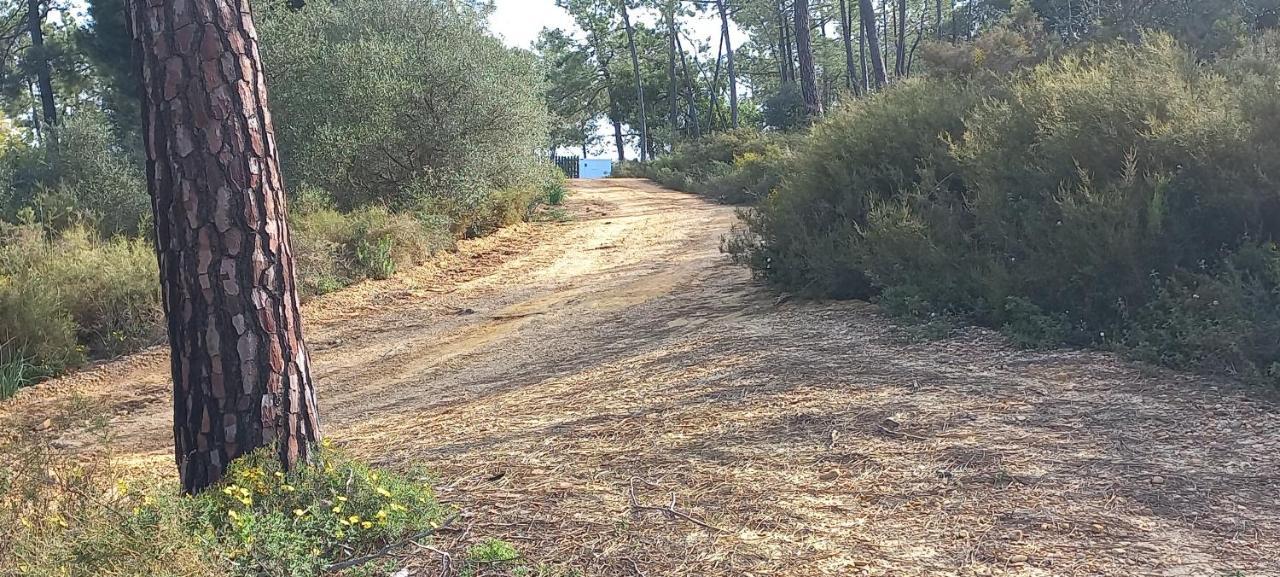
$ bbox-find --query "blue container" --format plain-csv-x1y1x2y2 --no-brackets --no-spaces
578,158,614,179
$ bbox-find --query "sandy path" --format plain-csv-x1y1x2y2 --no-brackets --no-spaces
4,179,1279,576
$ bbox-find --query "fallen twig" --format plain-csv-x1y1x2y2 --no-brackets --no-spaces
325,512,460,572
627,479,732,534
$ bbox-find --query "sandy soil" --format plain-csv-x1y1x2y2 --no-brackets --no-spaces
3,179,1279,576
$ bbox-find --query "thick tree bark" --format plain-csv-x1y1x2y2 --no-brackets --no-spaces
618,1,648,162
715,0,738,129
27,0,56,128
794,0,821,117
127,0,320,494
860,0,888,88
839,0,861,95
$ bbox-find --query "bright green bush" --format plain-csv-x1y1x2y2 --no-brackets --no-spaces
733,35,1280,387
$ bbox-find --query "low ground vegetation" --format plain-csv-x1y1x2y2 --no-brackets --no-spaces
727,31,1280,388
613,130,793,204
0,407,445,577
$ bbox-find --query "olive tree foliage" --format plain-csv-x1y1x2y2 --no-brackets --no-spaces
256,0,551,214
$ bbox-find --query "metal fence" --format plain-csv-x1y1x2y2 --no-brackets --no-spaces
553,155,580,178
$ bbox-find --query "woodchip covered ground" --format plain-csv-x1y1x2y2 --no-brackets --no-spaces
3,179,1278,576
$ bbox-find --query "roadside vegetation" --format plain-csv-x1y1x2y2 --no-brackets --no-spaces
611,6,1280,390
0,0,562,399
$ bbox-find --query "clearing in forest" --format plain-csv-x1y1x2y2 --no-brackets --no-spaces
4,179,1279,576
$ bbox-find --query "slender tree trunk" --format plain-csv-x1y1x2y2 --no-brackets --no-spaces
881,1,890,74
777,18,790,83
859,0,888,88
675,31,701,138
779,1,796,84
26,77,41,141
666,3,679,146
586,27,624,161
127,0,320,494
715,0,738,129
951,0,958,41
839,0,861,95
859,6,869,92
618,1,648,162
936,0,943,39
27,0,56,128
709,32,724,131
611,118,626,161
907,5,926,75
895,0,907,77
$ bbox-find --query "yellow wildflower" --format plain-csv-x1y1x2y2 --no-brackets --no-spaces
375,487,392,498
347,515,360,524
361,521,373,529
293,509,307,517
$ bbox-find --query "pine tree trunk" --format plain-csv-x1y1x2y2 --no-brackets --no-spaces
859,0,888,88
794,0,821,117
127,0,320,494
715,0,738,129
27,0,57,128
619,1,648,162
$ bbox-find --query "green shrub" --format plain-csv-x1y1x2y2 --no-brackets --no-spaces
620,130,794,204
32,227,163,357
0,432,447,577
290,206,453,296
732,35,1280,387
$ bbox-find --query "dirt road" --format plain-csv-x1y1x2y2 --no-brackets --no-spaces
5,179,1280,576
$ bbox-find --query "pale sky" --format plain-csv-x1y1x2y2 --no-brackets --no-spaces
488,0,738,52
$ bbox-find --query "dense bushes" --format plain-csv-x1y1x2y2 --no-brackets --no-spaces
730,34,1280,387
614,130,793,204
